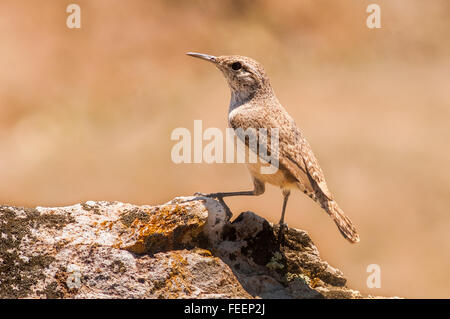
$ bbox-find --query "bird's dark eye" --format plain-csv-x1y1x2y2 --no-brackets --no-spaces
231,62,242,70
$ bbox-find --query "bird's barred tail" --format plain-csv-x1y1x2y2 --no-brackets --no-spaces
325,200,360,243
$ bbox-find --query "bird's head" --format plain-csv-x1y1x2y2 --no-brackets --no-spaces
187,52,273,101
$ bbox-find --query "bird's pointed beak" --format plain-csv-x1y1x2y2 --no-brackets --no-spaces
186,52,217,63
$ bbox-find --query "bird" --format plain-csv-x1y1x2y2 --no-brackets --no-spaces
186,52,360,244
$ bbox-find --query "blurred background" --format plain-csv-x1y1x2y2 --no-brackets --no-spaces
0,0,449,298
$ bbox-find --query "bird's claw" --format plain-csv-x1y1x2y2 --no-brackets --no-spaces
194,192,214,197
193,192,205,197
193,192,222,200
193,192,232,220
277,222,288,244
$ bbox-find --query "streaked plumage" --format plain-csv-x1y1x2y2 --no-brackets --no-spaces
187,52,359,243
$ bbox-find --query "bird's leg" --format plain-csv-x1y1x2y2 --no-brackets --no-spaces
195,177,265,199
278,189,291,243
194,190,254,220
195,190,256,198
194,178,265,218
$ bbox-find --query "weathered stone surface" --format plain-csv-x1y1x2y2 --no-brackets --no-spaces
0,196,373,299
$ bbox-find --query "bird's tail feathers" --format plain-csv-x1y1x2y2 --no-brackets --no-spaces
325,200,360,244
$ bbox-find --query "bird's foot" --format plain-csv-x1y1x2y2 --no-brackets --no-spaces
193,192,233,220
277,222,288,245
193,192,221,198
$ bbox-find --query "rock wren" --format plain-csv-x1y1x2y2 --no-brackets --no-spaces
187,52,359,244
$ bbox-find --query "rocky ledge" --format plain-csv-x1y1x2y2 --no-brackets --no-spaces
0,196,368,299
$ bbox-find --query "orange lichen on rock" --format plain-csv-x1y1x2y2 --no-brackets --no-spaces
115,202,208,255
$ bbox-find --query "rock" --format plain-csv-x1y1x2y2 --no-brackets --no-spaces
0,196,372,299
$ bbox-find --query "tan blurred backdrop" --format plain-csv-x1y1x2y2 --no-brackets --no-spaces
1,0,449,298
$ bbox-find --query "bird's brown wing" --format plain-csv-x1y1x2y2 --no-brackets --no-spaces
229,106,333,200
279,122,334,200
230,105,359,243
